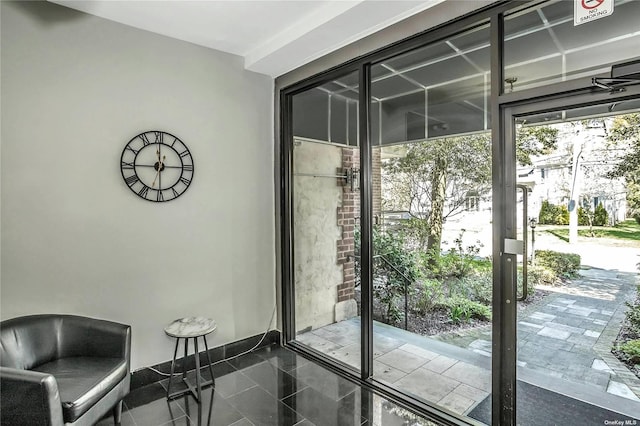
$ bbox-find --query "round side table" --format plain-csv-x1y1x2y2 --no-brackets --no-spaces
164,317,217,402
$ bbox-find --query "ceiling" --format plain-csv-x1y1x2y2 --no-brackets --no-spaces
49,0,446,77
291,0,640,146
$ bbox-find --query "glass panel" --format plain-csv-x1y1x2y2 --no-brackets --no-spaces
504,0,640,92
512,101,640,424
370,23,493,423
291,71,361,371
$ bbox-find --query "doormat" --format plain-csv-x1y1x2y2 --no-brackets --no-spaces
467,381,639,425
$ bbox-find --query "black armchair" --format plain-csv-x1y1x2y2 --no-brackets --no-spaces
0,314,131,426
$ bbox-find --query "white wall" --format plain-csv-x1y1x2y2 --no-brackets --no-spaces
1,1,275,370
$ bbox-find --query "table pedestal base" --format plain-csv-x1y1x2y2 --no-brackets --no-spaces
166,335,215,402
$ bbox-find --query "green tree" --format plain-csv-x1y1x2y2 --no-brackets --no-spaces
383,125,557,259
606,114,640,223
516,125,559,166
383,134,491,255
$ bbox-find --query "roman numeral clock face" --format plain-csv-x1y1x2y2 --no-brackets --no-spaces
120,131,194,202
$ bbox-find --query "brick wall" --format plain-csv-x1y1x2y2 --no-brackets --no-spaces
372,147,382,219
336,148,359,303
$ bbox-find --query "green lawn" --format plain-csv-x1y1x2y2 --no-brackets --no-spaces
545,219,640,243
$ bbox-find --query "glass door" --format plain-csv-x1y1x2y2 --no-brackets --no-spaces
501,89,640,425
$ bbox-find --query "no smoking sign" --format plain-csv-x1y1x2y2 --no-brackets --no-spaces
574,0,614,26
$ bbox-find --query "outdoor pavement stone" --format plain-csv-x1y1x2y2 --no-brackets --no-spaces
518,321,543,331
329,344,361,369
397,343,439,361
542,321,585,334
376,348,429,374
550,350,595,368
591,359,613,373
566,308,592,317
589,313,614,321
555,298,576,305
582,369,612,389
451,383,489,403
546,304,568,312
373,335,404,354
524,335,575,351
442,362,491,392
607,381,640,401
569,343,597,356
395,368,460,403
434,334,476,349
584,330,601,338
422,356,458,374
517,344,554,364
373,360,407,384
580,321,606,332
523,364,564,379
537,327,571,340
518,330,534,342
551,316,589,328
468,339,492,352
564,364,591,379
472,349,491,358
326,332,360,347
529,312,556,322
567,334,597,347
437,391,475,415
312,327,339,340
296,333,344,353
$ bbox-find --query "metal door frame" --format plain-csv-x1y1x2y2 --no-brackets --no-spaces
495,83,640,425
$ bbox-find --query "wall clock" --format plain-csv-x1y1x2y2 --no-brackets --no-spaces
120,130,194,202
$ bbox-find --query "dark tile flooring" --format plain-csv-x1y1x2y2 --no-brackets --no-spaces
97,344,442,426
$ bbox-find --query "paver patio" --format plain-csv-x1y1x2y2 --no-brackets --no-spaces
437,267,640,400
296,266,640,420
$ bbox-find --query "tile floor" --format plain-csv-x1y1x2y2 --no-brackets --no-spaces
97,344,443,426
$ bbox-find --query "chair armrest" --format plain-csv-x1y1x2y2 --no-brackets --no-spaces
59,316,131,363
0,366,64,426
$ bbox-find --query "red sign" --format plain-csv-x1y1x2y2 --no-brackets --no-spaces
582,0,604,10
575,0,613,26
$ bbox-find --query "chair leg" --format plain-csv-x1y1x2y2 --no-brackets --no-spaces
112,400,123,425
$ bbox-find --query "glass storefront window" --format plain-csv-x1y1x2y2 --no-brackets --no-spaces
504,0,640,92
291,72,362,371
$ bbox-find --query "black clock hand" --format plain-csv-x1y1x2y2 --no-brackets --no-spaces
152,155,165,187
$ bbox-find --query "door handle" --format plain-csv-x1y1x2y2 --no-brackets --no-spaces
516,184,528,301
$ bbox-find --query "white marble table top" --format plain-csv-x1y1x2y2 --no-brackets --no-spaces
164,317,217,338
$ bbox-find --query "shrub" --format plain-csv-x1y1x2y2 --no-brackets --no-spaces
421,230,483,280
535,250,581,278
621,339,640,364
368,227,420,324
557,204,570,225
527,264,557,286
517,268,537,295
594,203,608,226
460,270,493,305
538,200,570,225
538,200,554,224
578,207,590,226
414,279,443,315
625,300,640,334
440,297,491,323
